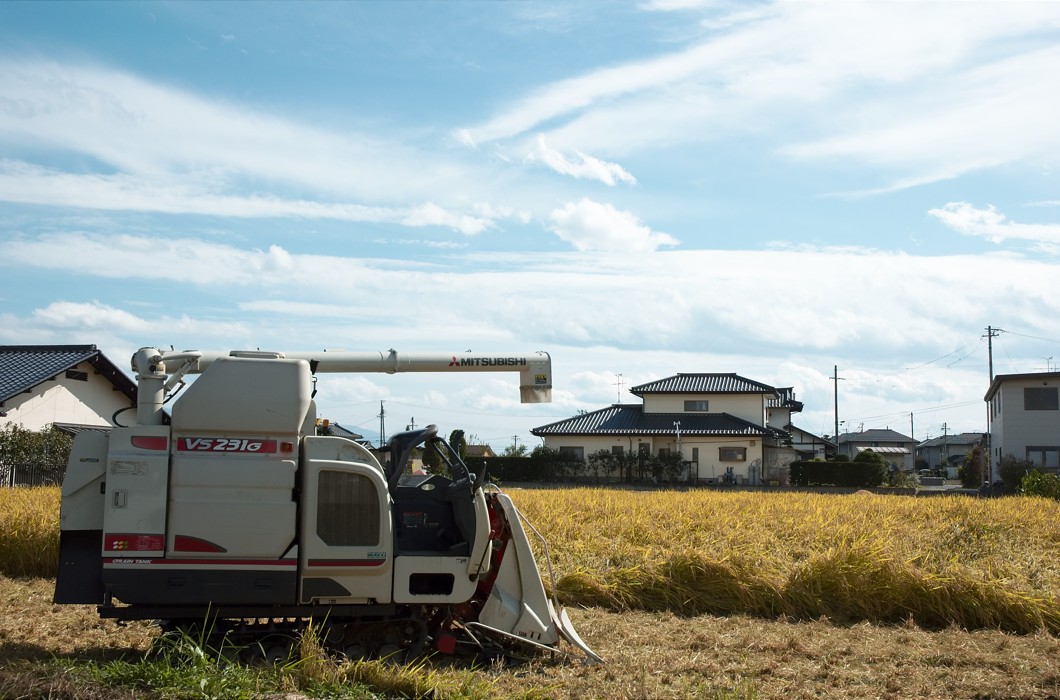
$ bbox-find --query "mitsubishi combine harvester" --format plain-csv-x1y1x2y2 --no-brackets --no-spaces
54,347,600,663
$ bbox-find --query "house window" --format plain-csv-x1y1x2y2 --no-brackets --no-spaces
611,446,624,456
559,446,584,461
1026,447,1060,470
719,447,746,461
684,400,709,412
1025,387,1059,411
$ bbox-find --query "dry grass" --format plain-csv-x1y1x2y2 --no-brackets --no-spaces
0,486,59,578
2,578,1060,699
512,488,1060,633
4,485,1060,697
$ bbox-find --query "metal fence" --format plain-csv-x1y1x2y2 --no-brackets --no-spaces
0,461,66,487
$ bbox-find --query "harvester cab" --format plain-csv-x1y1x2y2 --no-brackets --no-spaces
53,347,601,663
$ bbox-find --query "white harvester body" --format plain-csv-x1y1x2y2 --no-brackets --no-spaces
54,348,599,663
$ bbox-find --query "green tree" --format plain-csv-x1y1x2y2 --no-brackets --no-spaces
1021,469,1060,499
651,450,685,483
958,444,985,488
998,455,1034,493
421,442,443,472
851,449,889,487
448,429,467,460
501,443,528,457
0,424,73,485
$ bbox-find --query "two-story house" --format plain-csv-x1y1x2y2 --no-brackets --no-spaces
531,373,802,485
984,371,1060,477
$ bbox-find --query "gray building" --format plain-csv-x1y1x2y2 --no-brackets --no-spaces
837,428,915,471
985,371,1060,478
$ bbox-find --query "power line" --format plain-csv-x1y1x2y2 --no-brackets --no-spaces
1002,329,1060,345
840,399,984,427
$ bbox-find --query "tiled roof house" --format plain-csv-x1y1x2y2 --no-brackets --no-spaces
0,345,137,431
837,428,915,471
532,372,803,485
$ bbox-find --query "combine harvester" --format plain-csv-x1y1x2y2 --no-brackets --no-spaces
54,347,601,663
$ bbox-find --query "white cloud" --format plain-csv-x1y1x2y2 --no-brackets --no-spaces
526,135,637,186
548,198,678,252
0,61,505,231
33,301,151,332
458,3,1060,188
9,231,1060,368
0,161,495,235
929,202,1060,246
8,236,1060,440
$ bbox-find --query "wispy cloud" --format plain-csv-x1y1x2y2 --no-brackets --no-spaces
0,162,496,235
0,60,506,232
8,230,1056,360
929,202,1060,246
526,135,637,186
458,3,1060,189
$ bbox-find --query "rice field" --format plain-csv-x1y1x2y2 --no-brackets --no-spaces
3,485,1060,698
5,485,1060,632
510,487,1060,633
0,485,59,578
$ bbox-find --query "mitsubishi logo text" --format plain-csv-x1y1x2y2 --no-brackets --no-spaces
449,356,527,367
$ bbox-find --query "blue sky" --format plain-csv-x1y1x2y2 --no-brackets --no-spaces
3,0,1060,450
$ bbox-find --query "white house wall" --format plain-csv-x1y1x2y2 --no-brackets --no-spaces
642,393,765,425
766,407,792,429
543,435,764,484
543,435,652,458
0,360,129,430
677,438,764,484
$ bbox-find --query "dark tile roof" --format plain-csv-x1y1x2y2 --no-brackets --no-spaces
838,428,912,444
631,373,779,397
767,387,803,412
0,345,136,406
329,423,364,440
531,405,769,437
52,422,113,437
917,432,985,448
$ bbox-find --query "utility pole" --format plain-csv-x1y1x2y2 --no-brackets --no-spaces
982,325,1002,485
511,435,519,453
910,412,914,468
830,365,845,456
613,373,625,403
378,400,386,448
983,326,1002,383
